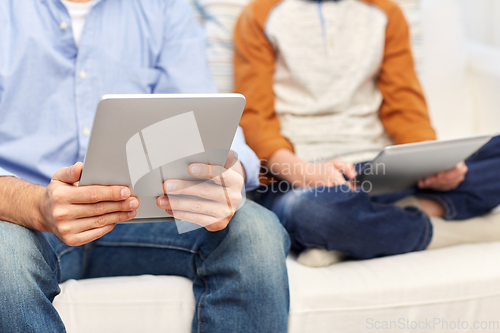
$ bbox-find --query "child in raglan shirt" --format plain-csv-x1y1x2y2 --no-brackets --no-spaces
234,0,500,266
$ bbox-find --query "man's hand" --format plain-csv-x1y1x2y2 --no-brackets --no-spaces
39,162,139,246
418,161,468,191
156,155,245,232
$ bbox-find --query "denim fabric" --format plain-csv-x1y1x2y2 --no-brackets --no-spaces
0,200,291,333
255,135,500,259
255,184,433,259
412,135,500,220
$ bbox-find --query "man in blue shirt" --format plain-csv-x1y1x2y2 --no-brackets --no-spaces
0,0,290,332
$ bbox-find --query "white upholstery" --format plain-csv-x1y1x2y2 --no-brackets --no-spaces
54,239,500,333
467,41,500,136
53,0,500,331
286,242,500,332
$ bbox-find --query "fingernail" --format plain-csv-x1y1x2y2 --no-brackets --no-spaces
128,211,136,218
159,197,169,207
130,199,139,209
166,181,176,192
191,164,201,176
121,188,131,198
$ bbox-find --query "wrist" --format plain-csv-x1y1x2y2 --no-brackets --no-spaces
267,150,310,186
33,185,50,232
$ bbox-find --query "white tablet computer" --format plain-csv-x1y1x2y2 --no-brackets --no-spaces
79,94,246,222
354,135,492,196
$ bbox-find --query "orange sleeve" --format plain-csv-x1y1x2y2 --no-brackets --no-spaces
371,0,437,144
234,0,293,162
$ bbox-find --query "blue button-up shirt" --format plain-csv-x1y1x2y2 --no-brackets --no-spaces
0,0,259,189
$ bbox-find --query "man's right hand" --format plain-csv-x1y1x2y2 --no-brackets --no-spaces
38,162,139,246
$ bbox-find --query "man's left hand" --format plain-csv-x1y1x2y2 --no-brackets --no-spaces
418,161,468,191
156,155,245,232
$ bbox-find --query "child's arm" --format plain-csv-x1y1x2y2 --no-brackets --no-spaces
234,0,293,163
234,1,355,188
376,1,437,144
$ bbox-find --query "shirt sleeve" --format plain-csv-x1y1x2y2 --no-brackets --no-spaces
231,126,260,191
233,0,294,162
0,167,16,178
154,0,217,94
376,0,437,144
155,0,260,189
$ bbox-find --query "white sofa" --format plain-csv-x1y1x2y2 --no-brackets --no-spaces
53,0,500,331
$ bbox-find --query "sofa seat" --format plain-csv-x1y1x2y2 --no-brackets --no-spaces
54,235,500,332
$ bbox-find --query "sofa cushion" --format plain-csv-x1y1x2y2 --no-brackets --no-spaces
54,240,500,333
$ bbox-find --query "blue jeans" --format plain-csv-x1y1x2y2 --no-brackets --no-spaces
0,200,290,333
255,136,500,260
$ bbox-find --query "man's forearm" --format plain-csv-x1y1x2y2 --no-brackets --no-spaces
0,176,45,231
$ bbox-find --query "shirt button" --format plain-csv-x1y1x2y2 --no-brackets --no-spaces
60,21,69,30
79,70,86,79
83,127,90,136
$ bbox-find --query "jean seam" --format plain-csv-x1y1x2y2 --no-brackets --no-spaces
197,268,209,333
53,247,79,274
416,215,433,251
371,202,423,216
80,243,94,279
93,241,206,260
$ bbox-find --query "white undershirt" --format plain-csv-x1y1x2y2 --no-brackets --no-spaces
61,0,94,47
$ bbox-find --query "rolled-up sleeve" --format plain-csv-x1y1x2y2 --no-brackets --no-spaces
231,126,260,191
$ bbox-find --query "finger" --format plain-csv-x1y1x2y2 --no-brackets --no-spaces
73,209,137,233
458,162,468,174
188,163,242,187
53,162,83,184
66,224,118,246
344,163,357,179
157,196,231,219
418,175,437,188
65,185,132,204
439,161,467,179
162,209,222,228
331,160,357,179
224,150,236,169
164,180,228,202
439,166,462,179
67,197,139,219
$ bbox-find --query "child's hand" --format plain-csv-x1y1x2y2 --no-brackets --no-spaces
323,159,357,180
267,149,357,189
418,161,468,191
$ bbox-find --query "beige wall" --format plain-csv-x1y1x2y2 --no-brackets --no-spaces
457,0,500,48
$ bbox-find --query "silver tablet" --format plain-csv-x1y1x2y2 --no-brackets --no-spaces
79,94,246,222
355,135,492,196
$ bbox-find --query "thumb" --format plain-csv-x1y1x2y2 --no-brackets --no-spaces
224,150,237,170
53,162,83,184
